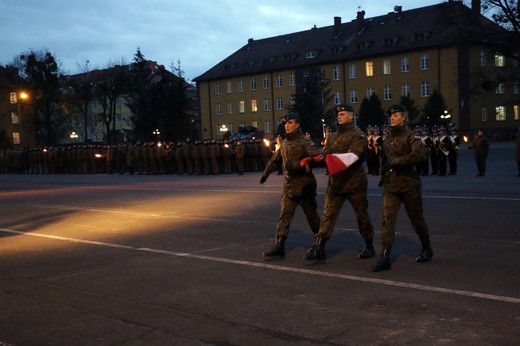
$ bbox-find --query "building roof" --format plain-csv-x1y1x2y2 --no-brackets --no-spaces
194,1,481,82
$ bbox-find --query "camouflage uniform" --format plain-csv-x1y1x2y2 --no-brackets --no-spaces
262,128,321,241
379,124,431,258
316,122,374,243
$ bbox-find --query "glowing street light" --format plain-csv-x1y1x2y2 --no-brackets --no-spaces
70,131,79,140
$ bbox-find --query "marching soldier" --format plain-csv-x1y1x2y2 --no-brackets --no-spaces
448,128,461,175
261,112,322,257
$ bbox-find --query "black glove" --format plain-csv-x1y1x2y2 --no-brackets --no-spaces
260,175,267,184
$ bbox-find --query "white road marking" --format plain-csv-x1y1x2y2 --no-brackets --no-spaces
1,228,518,305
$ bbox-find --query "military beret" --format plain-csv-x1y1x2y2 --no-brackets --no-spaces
335,103,354,113
284,111,301,122
387,104,407,115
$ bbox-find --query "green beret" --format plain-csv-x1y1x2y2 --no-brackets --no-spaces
335,104,354,113
387,104,407,115
284,112,301,122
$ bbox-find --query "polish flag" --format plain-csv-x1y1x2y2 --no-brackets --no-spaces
325,153,359,175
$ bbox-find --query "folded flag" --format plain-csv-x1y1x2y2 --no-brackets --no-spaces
325,153,359,175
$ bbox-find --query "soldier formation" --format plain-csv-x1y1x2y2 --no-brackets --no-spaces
0,138,275,175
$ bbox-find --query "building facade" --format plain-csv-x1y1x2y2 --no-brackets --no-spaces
194,1,519,140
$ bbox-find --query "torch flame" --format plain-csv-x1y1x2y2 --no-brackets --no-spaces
463,135,468,142
263,139,270,147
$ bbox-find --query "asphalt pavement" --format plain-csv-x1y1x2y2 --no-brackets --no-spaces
0,141,519,345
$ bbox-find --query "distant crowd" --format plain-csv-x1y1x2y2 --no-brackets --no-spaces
0,139,276,176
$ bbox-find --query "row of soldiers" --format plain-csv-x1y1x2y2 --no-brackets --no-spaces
364,124,461,176
0,138,277,175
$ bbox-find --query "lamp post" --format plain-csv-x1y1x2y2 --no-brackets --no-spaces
70,131,79,141
440,110,451,124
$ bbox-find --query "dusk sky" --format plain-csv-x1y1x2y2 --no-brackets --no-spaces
2,0,452,82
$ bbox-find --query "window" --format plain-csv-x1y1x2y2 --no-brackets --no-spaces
401,57,410,72
264,121,271,133
366,88,374,98
383,60,391,75
514,105,519,120
289,73,295,86
226,81,232,94
216,103,222,116
306,51,316,59
239,100,245,113
401,83,410,97
12,132,20,145
227,102,233,114
10,92,17,103
334,91,341,105
215,83,221,95
495,54,505,67
333,66,341,81
350,89,358,103
276,74,282,87
365,62,374,77
496,83,505,94
480,51,487,66
251,99,258,112
277,96,283,110
420,54,429,70
250,78,256,90
263,76,270,89
11,112,19,124
349,64,357,79
421,81,430,97
263,98,270,111
480,107,487,122
238,80,243,92
495,106,506,121
383,85,392,100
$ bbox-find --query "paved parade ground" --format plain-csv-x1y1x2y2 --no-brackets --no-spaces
1,142,519,345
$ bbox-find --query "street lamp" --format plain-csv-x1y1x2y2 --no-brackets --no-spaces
440,110,451,121
70,131,79,140
16,91,30,146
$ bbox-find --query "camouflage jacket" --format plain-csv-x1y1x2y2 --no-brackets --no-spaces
324,123,368,193
263,129,321,197
380,125,427,192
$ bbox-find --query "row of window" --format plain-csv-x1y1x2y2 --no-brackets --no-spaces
481,105,520,122
216,121,272,136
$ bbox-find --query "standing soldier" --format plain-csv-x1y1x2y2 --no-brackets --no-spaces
234,140,245,175
468,129,490,176
304,104,375,261
221,140,234,174
436,127,449,176
209,140,220,175
126,143,135,174
183,138,194,174
373,104,433,272
202,140,211,175
418,128,432,176
174,142,184,174
260,112,322,257
192,140,203,175
448,127,460,175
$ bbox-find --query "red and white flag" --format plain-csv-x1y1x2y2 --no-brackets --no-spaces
325,153,359,175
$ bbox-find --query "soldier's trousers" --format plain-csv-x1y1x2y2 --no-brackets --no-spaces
275,191,320,239
317,190,374,240
381,189,430,248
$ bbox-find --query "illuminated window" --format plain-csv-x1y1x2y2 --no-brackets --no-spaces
495,54,505,67
514,105,519,120
11,112,19,124
239,100,245,113
383,60,391,75
10,92,17,103
12,132,20,144
495,106,506,121
365,62,373,77
251,99,258,112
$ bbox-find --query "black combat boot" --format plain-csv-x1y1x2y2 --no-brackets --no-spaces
358,238,375,259
372,246,392,272
416,247,433,262
263,237,286,257
304,237,326,260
